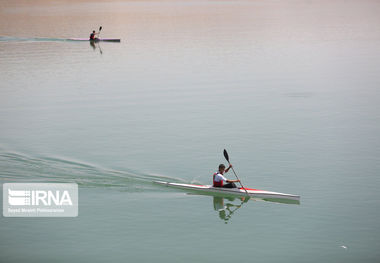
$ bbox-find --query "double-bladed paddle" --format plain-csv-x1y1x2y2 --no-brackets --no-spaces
223,149,249,197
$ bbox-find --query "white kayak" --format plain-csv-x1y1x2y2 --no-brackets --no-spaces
154,181,300,203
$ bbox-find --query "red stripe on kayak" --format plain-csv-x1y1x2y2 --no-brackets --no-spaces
239,187,259,191
187,184,260,191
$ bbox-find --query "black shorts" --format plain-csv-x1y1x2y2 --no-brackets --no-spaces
223,182,237,188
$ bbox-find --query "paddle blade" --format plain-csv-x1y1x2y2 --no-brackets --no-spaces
223,149,230,162
99,26,102,31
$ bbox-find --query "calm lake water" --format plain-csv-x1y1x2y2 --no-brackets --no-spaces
1,0,380,262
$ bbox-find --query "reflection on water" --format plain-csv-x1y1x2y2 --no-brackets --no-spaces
211,194,299,223
90,41,103,55
213,196,249,224
187,190,300,223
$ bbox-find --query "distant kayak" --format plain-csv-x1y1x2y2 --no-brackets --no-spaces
0,36,121,43
154,181,300,203
68,38,121,42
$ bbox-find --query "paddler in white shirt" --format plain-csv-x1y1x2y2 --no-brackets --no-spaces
213,164,240,188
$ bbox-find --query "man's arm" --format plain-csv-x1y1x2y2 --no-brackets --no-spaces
227,179,240,183
225,164,232,173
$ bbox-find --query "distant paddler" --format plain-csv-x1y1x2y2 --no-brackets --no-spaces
212,164,240,188
89,26,102,41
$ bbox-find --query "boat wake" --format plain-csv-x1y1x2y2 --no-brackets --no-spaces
0,148,184,192
0,36,71,42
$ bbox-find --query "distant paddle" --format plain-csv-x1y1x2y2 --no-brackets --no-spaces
98,26,102,38
223,149,249,197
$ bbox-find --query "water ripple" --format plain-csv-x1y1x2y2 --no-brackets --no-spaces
0,148,184,191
